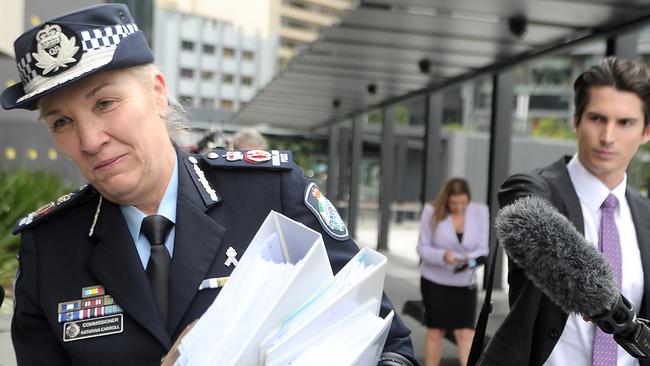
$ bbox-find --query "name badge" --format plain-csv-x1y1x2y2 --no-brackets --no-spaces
63,314,123,342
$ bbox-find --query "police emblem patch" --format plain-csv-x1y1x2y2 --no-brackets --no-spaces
31,23,82,76
303,182,349,241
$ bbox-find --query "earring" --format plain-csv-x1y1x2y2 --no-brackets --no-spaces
159,111,167,120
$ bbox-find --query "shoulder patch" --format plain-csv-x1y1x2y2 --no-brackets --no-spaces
200,149,293,171
13,184,98,235
304,182,350,241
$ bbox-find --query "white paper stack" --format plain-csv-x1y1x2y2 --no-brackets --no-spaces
170,211,393,366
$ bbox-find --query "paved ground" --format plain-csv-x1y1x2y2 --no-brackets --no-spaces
0,216,509,365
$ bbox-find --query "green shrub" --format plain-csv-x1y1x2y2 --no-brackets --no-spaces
0,169,74,310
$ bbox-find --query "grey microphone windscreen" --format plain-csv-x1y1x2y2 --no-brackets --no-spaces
495,196,619,317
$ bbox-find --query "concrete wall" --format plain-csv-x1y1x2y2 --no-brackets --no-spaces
446,131,577,204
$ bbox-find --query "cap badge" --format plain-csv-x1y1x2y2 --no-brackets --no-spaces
32,24,81,76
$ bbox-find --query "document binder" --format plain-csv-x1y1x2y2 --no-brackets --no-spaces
164,211,393,366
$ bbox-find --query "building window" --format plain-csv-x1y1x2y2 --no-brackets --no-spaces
241,76,253,86
180,68,195,78
203,44,215,54
201,71,214,81
181,40,194,51
220,99,234,110
179,95,194,106
242,50,255,61
200,97,215,109
223,47,235,58
222,74,234,84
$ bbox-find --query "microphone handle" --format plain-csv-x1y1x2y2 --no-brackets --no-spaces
614,318,650,359
591,294,650,359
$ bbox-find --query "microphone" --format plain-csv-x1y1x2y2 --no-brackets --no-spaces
495,196,650,359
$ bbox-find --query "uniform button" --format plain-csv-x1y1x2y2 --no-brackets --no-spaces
549,329,560,339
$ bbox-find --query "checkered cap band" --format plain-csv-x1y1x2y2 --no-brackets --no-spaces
16,23,139,87
80,23,139,52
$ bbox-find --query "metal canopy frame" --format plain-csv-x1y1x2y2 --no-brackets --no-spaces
230,0,650,263
233,0,650,131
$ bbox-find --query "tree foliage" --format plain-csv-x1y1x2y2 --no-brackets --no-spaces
0,169,73,308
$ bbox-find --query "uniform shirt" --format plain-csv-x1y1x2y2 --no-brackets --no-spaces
120,155,178,268
545,155,644,366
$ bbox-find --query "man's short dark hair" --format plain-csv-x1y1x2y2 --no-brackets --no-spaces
574,57,650,127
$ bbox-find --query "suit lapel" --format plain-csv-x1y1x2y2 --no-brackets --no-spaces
547,157,585,234
168,151,225,334
626,190,650,316
88,200,171,349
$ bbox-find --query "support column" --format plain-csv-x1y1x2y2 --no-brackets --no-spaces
326,125,339,198
348,115,364,238
378,106,396,251
337,126,350,205
423,93,444,204
606,31,640,59
395,137,408,223
486,71,514,289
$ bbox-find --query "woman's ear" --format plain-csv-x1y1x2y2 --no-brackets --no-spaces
153,71,169,113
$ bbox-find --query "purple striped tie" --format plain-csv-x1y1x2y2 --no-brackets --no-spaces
592,194,621,366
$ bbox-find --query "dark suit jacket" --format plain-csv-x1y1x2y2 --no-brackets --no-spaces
480,156,650,366
11,148,416,365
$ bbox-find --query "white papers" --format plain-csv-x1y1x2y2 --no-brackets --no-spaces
170,211,392,366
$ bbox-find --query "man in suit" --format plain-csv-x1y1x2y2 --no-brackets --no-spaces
480,57,650,366
2,4,417,365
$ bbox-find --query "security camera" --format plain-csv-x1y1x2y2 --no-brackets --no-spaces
418,58,431,74
508,15,527,38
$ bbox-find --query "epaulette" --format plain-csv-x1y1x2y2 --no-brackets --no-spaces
13,184,98,235
199,149,294,171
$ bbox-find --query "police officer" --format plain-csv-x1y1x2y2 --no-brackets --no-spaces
1,4,416,365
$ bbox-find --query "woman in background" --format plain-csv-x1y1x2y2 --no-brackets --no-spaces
417,178,489,366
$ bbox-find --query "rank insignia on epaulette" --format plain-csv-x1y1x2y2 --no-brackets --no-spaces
35,202,55,216
207,152,219,159
225,151,243,161
56,193,73,205
14,185,98,234
244,149,272,163
202,149,293,171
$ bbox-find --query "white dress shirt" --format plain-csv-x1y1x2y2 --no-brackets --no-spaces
545,155,644,366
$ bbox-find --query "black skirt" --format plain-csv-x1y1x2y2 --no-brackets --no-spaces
420,277,477,329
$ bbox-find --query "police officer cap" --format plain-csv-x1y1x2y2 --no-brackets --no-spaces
1,3,153,111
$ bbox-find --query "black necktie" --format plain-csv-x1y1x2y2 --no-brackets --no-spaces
141,215,173,324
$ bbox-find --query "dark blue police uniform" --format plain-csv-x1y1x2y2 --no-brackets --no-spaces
11,148,417,365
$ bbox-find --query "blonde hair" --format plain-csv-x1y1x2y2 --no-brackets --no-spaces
128,64,189,142
430,178,471,232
